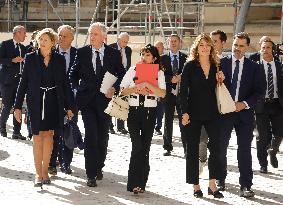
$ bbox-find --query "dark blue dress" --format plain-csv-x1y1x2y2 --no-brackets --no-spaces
39,55,59,131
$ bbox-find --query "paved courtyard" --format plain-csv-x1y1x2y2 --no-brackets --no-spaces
0,115,282,205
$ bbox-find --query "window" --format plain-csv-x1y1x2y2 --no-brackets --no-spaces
58,0,76,5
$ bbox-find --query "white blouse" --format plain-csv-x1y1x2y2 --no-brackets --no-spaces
120,66,166,107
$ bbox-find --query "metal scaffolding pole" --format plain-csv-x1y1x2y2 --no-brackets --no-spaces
75,0,80,47
235,0,252,34
281,1,283,43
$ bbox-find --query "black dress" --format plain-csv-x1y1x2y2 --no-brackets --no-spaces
38,55,59,131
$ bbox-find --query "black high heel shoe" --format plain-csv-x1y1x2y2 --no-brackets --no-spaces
42,178,51,185
34,177,42,188
208,187,224,198
193,189,203,198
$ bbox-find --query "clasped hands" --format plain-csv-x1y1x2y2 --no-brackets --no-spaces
132,82,151,95
12,56,24,64
171,75,181,84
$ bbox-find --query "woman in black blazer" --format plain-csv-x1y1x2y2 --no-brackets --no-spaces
180,33,224,198
14,28,74,187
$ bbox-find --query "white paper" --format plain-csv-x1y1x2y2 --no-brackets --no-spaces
100,71,118,94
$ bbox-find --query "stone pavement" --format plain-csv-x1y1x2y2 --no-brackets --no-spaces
0,115,282,205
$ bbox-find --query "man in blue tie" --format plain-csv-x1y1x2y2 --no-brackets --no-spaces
218,32,266,197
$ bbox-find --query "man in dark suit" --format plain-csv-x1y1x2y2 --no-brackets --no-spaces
0,25,27,139
49,25,78,176
253,40,283,173
70,22,123,187
162,34,187,156
108,32,132,135
219,32,266,197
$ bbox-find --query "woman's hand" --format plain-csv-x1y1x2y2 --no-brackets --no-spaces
14,109,22,123
66,110,74,120
216,71,225,83
182,113,190,126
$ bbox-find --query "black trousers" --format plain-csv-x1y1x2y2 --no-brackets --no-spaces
81,98,110,179
185,119,221,185
110,118,125,130
163,93,185,152
49,130,62,167
256,101,283,167
127,106,156,191
219,111,254,189
0,84,21,134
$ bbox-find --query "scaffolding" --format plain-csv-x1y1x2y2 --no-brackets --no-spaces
0,0,282,46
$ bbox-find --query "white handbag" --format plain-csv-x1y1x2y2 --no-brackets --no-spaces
104,95,129,121
216,83,236,114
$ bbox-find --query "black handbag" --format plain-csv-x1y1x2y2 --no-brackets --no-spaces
63,119,84,150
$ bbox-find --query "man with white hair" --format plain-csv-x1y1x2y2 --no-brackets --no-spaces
0,25,27,139
109,32,132,135
70,22,124,187
49,25,78,176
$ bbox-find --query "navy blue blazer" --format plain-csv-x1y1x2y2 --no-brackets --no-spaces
221,55,266,111
255,60,283,113
69,44,124,110
14,50,75,134
109,42,132,71
55,46,77,74
161,51,187,94
0,39,27,85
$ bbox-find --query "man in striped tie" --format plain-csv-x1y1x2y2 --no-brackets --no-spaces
254,39,283,174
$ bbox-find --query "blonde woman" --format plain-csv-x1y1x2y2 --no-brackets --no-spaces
14,28,74,187
179,33,224,198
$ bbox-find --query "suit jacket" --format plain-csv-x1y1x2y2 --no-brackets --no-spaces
221,55,266,119
0,39,27,85
161,51,187,94
180,59,219,120
109,42,132,72
14,50,75,134
69,44,124,110
255,60,283,113
55,46,77,74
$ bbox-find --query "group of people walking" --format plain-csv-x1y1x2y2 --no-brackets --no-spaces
0,22,282,199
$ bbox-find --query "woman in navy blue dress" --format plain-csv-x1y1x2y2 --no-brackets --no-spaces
14,28,74,187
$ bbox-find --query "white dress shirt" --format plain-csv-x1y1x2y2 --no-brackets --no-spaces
262,59,278,98
169,50,180,96
117,43,127,69
120,66,166,107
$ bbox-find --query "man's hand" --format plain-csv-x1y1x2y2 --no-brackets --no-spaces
12,56,24,64
105,87,115,98
182,113,190,126
216,71,225,83
14,109,22,123
171,75,181,84
235,102,246,112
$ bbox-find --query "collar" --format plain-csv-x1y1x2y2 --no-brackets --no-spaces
262,58,274,65
117,43,122,50
13,39,19,47
169,50,179,58
232,55,244,64
92,44,105,54
58,46,71,55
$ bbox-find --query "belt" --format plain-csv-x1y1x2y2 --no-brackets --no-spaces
40,86,56,120
265,98,279,103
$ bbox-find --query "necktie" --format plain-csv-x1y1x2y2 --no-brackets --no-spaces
16,43,22,74
120,49,124,68
95,51,102,75
172,55,178,74
231,60,239,100
267,63,274,98
61,52,68,73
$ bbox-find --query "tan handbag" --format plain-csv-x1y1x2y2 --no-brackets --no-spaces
104,95,129,121
216,83,236,114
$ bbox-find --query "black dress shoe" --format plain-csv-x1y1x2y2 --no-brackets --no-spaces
240,187,255,198
216,180,225,191
0,130,7,138
87,178,97,187
48,166,57,176
163,150,171,156
60,166,73,174
154,130,162,135
109,127,116,134
118,128,128,135
268,150,278,168
96,170,103,180
259,166,268,174
12,133,26,140
193,190,203,198
208,187,224,198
